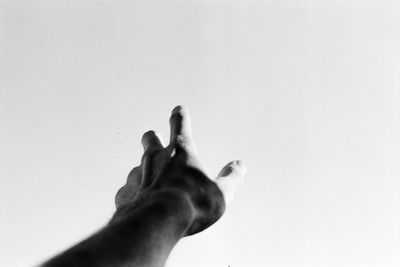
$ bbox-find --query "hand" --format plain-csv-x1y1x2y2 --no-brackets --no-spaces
114,105,246,235
42,105,246,267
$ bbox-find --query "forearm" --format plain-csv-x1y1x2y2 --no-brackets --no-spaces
42,191,195,267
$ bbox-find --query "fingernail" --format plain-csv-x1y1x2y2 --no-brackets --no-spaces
233,160,242,166
172,105,185,114
234,160,247,173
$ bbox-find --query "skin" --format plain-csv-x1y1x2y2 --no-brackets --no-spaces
41,105,246,267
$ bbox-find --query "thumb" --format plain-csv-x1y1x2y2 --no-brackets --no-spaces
215,160,246,204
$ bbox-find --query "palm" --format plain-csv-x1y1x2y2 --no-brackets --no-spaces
115,106,246,235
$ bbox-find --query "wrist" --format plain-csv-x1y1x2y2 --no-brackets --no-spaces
110,189,196,235
43,191,196,267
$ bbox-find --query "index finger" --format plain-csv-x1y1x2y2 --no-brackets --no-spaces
169,105,194,148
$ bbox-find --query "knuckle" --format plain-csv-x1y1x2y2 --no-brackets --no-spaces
174,135,187,146
115,186,126,202
128,166,141,177
171,136,191,153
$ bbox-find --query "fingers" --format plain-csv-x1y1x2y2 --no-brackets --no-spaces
215,160,246,203
141,130,164,152
169,105,194,148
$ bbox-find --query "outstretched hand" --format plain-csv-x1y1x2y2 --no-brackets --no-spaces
114,105,246,235
42,105,246,267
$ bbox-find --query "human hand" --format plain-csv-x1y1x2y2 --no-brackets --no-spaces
114,106,246,235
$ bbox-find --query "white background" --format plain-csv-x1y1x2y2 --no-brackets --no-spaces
1,1,399,266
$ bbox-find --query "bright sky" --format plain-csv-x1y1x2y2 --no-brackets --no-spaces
1,1,399,266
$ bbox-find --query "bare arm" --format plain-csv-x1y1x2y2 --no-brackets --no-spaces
41,106,246,267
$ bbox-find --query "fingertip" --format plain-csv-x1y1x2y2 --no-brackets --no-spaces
171,105,190,116
219,160,246,178
141,130,163,151
216,160,246,204
141,130,155,141
169,105,190,125
232,160,247,175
